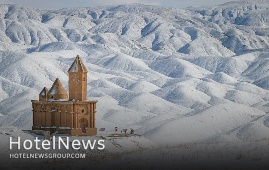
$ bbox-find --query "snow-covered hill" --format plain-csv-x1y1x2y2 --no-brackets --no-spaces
0,0,269,146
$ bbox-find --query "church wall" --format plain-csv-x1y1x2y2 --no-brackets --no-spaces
68,72,87,101
66,104,73,127
86,128,97,136
55,110,60,127
93,103,96,127
81,73,87,101
39,95,47,101
45,105,51,127
33,104,40,126
87,104,91,128
60,105,66,127
41,105,45,126
90,103,94,128
68,72,77,101
73,106,77,128
32,101,97,136
66,112,72,127
32,104,36,126
45,109,51,127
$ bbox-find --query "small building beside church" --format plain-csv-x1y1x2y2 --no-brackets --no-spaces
31,55,97,136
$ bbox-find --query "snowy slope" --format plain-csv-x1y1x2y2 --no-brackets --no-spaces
0,1,269,146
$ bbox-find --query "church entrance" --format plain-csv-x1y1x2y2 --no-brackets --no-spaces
79,118,88,133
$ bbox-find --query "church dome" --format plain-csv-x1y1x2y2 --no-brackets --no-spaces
48,78,68,100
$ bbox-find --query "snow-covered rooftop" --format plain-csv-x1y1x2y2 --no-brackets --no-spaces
48,78,68,96
68,55,88,73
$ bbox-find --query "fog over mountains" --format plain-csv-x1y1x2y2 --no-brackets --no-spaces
0,0,269,145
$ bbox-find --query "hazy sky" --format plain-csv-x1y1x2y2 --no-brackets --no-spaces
0,0,241,10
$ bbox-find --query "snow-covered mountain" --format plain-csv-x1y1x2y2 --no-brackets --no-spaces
1,0,269,146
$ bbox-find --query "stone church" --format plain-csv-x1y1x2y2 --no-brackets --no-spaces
32,55,97,136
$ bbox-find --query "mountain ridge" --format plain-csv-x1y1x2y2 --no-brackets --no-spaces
0,1,269,145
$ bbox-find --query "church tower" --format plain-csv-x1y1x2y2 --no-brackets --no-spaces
39,87,48,101
68,55,88,101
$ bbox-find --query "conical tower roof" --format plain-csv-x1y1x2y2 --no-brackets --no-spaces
68,55,88,73
39,87,48,96
48,78,68,97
